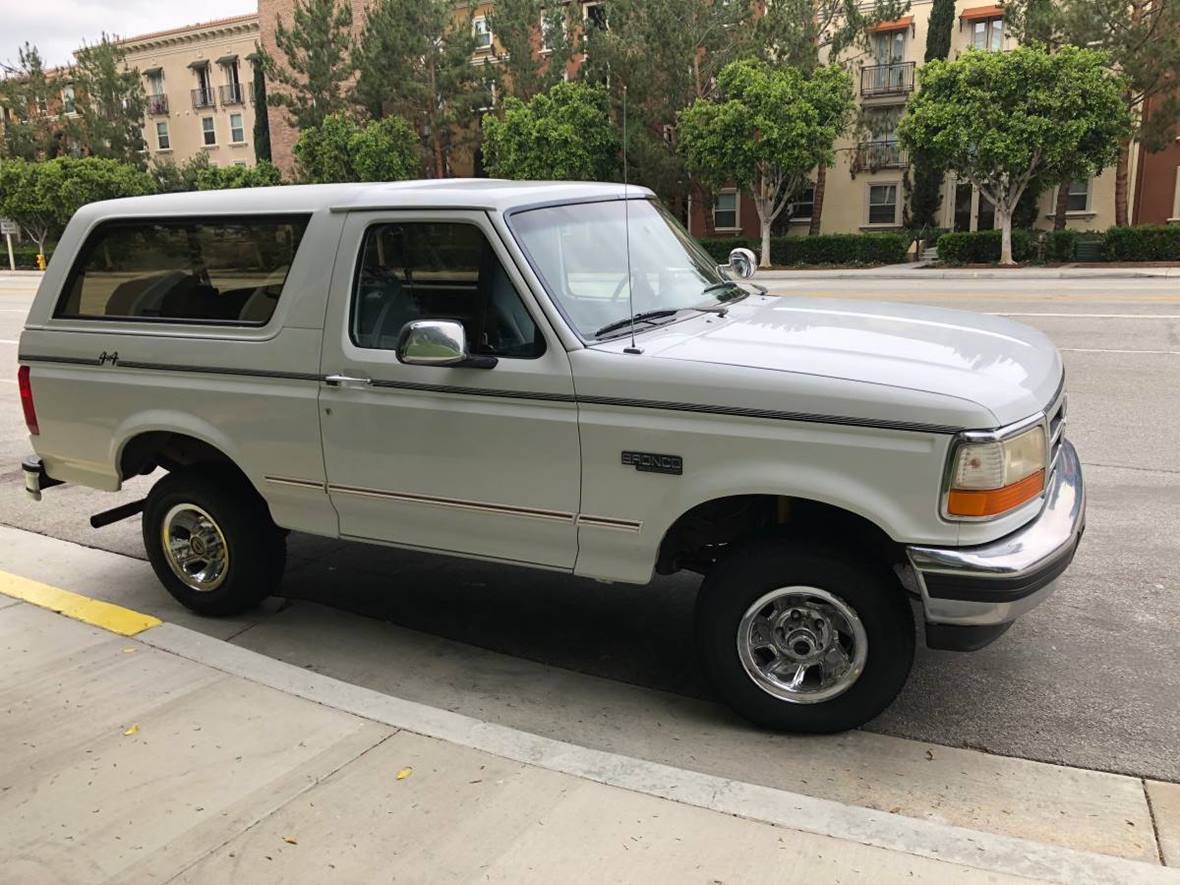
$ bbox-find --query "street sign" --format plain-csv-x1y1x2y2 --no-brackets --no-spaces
0,218,18,236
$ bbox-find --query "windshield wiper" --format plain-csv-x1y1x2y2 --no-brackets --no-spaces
594,309,680,339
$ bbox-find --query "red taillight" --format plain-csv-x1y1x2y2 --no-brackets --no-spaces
18,365,39,436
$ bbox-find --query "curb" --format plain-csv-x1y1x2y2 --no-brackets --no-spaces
2,574,1175,885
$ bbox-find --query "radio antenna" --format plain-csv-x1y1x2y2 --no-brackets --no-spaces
622,84,641,355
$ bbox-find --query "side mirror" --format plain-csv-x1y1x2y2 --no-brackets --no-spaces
727,247,757,280
396,319,498,369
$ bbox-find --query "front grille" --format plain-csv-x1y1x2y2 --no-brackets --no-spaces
1046,389,1067,469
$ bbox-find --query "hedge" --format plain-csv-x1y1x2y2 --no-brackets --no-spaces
2,241,57,270
1104,225,1180,261
698,232,908,267
934,229,1034,264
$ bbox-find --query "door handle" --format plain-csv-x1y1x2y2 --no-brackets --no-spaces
324,373,372,387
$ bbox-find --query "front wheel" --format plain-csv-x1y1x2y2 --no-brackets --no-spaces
143,467,286,616
695,538,914,733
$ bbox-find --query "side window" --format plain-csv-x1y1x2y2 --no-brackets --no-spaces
351,222,544,359
56,217,309,325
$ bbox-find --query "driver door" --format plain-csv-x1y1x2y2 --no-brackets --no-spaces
318,210,581,568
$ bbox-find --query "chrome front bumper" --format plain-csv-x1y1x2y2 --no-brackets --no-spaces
906,439,1085,651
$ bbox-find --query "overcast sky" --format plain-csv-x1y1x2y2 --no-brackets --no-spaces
1,0,256,71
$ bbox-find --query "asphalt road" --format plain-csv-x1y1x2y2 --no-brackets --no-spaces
2,271,1178,784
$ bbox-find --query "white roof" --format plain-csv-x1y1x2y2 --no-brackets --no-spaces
74,179,654,221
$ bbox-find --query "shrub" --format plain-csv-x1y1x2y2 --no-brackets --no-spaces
1104,225,1180,261
697,237,758,264
770,232,909,266
935,229,1034,264
1045,229,1077,262
3,240,58,269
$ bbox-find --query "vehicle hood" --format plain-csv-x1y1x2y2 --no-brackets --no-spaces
598,295,1062,428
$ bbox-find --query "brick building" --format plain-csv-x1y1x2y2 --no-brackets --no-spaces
1133,93,1180,224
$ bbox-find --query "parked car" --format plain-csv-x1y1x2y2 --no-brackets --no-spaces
17,181,1084,732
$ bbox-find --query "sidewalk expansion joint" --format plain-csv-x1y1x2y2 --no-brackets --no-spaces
1146,778,1168,866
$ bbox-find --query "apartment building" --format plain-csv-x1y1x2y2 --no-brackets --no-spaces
119,14,261,168
690,0,1130,239
1133,92,1180,224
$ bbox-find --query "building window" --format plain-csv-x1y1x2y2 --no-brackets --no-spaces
972,18,1004,51
1064,178,1090,213
791,186,815,221
867,183,899,225
201,116,216,146
156,121,170,150
61,84,76,115
585,2,608,31
1172,167,1180,221
872,30,905,65
473,17,492,50
540,9,566,51
147,70,165,95
713,190,739,230
230,112,245,143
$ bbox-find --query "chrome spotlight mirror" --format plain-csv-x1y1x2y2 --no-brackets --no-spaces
396,319,469,366
727,247,757,280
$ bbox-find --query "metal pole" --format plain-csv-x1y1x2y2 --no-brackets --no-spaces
5,233,13,272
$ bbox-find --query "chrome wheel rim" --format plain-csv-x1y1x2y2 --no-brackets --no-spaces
737,586,868,704
161,503,229,592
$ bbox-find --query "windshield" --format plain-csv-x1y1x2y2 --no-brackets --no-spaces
510,198,741,340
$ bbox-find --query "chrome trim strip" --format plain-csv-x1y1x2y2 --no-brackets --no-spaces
264,476,327,491
327,484,578,524
576,514,643,533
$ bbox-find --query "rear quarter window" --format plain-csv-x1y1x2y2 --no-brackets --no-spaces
55,215,310,325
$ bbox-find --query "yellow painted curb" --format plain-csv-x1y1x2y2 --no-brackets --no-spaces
0,570,162,636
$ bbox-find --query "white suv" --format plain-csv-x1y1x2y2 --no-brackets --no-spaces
17,180,1084,732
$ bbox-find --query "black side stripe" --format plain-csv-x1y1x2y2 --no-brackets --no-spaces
18,353,962,435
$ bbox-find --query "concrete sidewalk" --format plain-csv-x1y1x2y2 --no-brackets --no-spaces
756,264,1180,280
2,535,1179,883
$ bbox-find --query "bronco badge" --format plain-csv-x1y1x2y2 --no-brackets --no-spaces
621,451,683,476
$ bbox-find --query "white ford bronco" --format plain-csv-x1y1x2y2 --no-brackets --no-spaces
17,181,1084,732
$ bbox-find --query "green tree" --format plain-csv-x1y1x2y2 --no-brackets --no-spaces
261,0,355,131
293,112,419,182
577,0,755,215
486,0,578,100
67,35,147,165
0,157,154,257
678,60,855,266
251,53,272,163
195,161,284,190
482,81,617,180
899,46,1130,265
0,44,67,160
754,0,908,234
907,0,956,233
352,0,493,177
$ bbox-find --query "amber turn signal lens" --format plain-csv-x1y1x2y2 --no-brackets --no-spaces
947,469,1045,518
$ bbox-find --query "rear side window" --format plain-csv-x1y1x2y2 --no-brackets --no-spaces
55,216,310,325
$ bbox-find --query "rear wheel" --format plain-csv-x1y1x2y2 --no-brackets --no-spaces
695,538,914,733
143,467,285,616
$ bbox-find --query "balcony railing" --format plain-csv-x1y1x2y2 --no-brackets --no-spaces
219,83,245,106
147,94,169,115
860,62,915,98
191,88,215,110
854,140,909,171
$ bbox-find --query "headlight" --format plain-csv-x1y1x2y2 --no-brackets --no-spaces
946,425,1046,518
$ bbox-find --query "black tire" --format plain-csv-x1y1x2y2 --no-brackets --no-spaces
143,466,286,616
695,537,914,733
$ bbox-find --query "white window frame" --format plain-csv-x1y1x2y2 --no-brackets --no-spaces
201,115,217,147
1170,167,1180,222
147,71,165,95
60,84,76,116
865,181,901,227
229,112,246,144
790,185,816,223
1063,178,1091,214
156,120,171,151
473,16,493,51
540,9,567,53
584,1,608,31
713,189,740,231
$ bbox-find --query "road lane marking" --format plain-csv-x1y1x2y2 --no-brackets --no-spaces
0,338,19,344
0,379,16,384
1060,348,1179,354
0,570,162,636
988,313,1180,319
